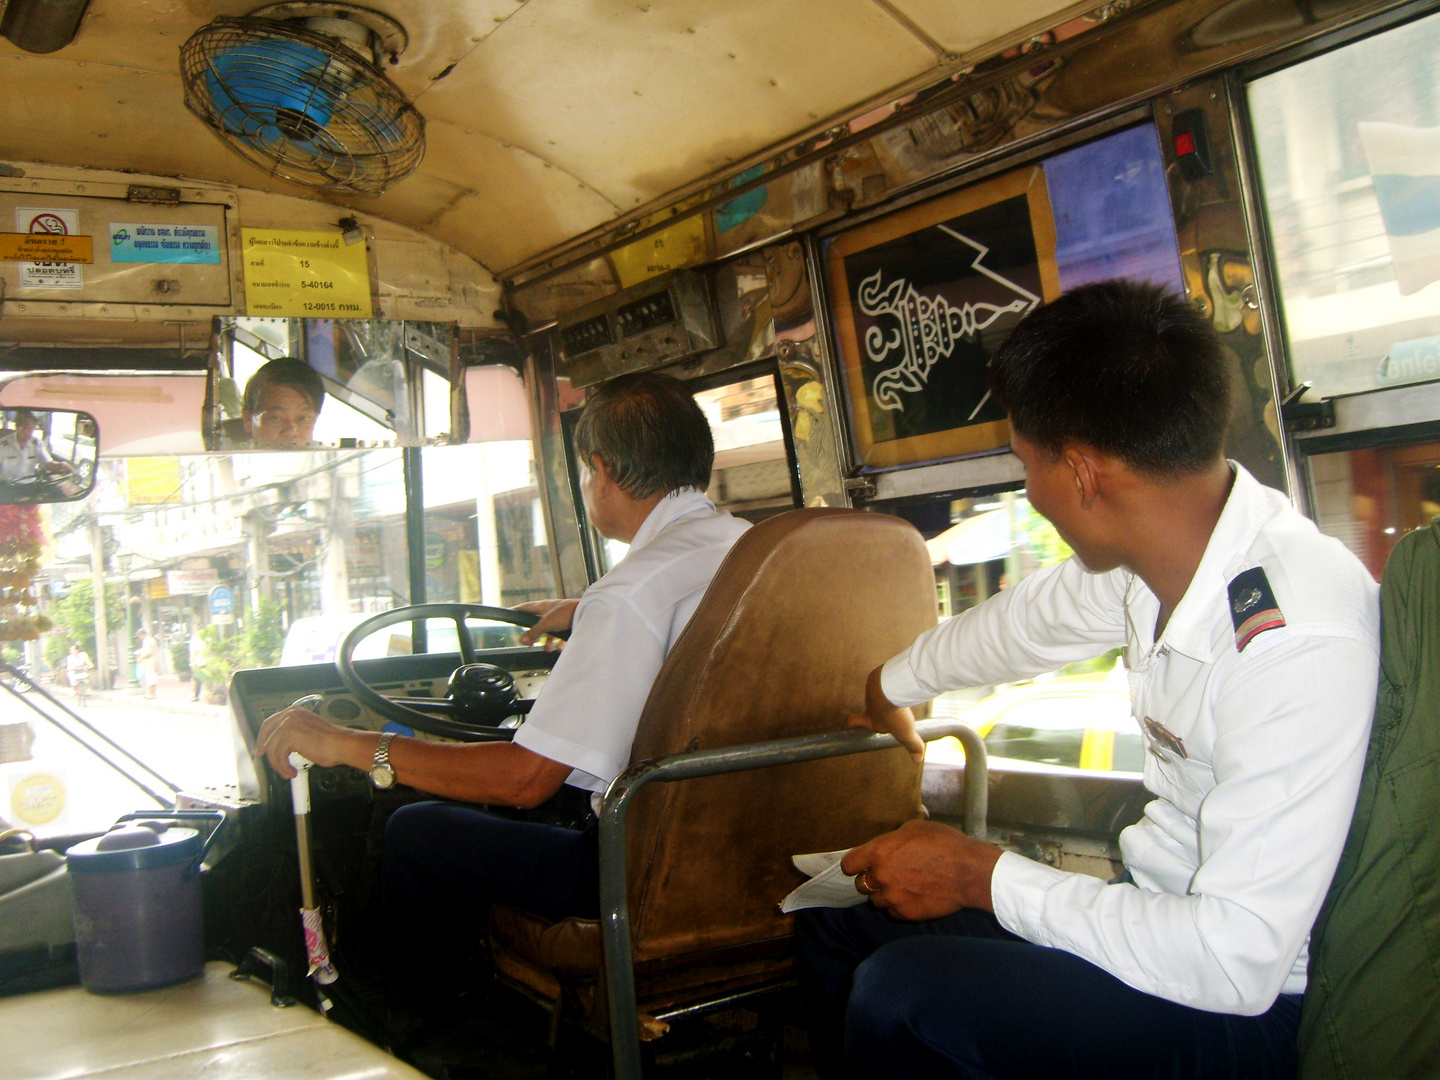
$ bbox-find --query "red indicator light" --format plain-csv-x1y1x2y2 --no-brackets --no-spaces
1175,131,1196,157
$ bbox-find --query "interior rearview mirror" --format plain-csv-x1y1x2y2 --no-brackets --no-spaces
0,408,99,505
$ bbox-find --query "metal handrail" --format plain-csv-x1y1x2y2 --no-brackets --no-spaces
597,717,987,1079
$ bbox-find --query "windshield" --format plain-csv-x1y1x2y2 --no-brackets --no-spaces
0,437,549,838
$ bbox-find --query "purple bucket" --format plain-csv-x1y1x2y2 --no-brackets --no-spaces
66,811,224,993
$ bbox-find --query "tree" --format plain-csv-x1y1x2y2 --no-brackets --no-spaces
195,625,247,693
46,579,124,662
245,597,285,668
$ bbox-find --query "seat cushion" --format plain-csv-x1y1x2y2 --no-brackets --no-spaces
489,903,796,1017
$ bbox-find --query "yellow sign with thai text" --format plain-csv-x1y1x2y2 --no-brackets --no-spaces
609,214,707,290
242,228,372,319
124,456,182,505
0,232,93,263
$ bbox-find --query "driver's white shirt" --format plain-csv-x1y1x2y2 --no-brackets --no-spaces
879,464,1379,1015
0,431,52,482
513,487,750,800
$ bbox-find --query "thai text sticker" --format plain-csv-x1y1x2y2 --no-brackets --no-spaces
111,222,221,264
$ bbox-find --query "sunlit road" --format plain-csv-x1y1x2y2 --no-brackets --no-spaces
67,691,239,793
1,681,240,835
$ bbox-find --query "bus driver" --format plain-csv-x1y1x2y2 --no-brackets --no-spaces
256,372,750,1011
241,358,324,448
0,409,67,483
802,281,1381,1080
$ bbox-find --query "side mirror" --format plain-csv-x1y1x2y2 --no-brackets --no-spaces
0,408,99,505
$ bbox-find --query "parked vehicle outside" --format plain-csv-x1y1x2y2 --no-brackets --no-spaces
927,667,1141,776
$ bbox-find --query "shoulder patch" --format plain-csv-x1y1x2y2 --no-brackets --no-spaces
1228,566,1285,652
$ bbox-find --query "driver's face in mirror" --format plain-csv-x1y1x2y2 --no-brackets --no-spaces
241,359,324,448
246,385,319,447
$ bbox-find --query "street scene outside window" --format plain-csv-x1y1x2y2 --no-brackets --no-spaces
0,368,551,839
903,492,1133,777
1248,12,1440,576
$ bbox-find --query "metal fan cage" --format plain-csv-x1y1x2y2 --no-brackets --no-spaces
181,16,425,195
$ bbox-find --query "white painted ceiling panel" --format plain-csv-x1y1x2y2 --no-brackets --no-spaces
0,0,1092,272
416,0,936,209
363,122,621,274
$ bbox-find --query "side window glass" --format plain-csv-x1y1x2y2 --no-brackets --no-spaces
1304,442,1440,581
421,441,555,613
1248,13,1440,399
984,724,1085,770
1113,732,1146,774
693,373,798,519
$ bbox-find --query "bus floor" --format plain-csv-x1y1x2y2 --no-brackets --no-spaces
4,958,821,1080
376,973,821,1079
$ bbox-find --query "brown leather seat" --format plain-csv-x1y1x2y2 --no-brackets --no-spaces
489,507,936,1040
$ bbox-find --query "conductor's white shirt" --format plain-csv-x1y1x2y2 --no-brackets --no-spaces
513,487,750,797
881,464,1380,1015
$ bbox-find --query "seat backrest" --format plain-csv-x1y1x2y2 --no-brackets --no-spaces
622,507,935,963
1299,518,1440,1078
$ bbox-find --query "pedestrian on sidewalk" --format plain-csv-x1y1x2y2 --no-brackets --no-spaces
65,644,92,705
136,628,159,701
188,633,206,702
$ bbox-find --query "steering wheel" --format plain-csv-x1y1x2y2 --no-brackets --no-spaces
335,603,549,742
6,462,71,485
0,465,75,503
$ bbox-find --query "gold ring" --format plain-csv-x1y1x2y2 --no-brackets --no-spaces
857,869,875,896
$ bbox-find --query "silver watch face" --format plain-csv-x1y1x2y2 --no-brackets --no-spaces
370,764,396,789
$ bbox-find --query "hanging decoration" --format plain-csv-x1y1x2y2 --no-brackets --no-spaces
0,504,52,642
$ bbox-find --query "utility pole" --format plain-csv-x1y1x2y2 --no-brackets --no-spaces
88,518,110,689
122,555,138,688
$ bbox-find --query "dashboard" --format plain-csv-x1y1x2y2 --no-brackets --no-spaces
228,648,558,803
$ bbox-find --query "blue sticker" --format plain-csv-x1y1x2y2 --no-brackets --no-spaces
110,223,221,265
715,164,769,234
1378,335,1440,385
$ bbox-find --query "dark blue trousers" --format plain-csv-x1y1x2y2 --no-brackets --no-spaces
797,904,1301,1080
381,801,599,1009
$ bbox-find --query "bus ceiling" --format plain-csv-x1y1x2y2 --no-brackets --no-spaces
0,0,1410,294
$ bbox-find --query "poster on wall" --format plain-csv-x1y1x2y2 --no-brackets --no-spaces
826,167,1060,469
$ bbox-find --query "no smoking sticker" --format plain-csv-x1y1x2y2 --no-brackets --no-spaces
15,207,83,290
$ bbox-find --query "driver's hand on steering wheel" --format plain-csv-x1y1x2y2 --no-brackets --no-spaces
514,598,580,652
256,705,366,779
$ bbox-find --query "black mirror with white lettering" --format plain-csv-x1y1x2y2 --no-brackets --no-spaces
0,408,99,504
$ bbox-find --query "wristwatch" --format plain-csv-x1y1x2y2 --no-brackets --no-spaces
370,731,398,790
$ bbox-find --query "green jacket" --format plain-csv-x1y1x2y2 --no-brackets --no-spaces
1300,518,1440,1079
